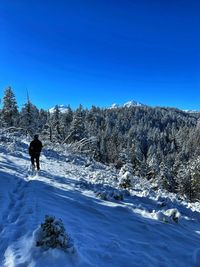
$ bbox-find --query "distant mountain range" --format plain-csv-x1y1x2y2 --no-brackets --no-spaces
49,102,200,113
49,101,145,113
183,110,200,114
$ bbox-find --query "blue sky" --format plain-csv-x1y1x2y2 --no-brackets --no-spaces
0,0,200,110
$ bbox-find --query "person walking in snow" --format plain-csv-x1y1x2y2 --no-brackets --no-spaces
29,134,43,170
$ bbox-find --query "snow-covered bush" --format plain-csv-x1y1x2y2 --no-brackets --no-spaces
118,163,135,189
35,215,73,251
95,188,126,201
154,208,181,223
119,172,133,189
119,163,133,176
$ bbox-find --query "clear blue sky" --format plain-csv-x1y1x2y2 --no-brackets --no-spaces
0,0,200,110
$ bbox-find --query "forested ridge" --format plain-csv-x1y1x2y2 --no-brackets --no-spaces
1,86,200,201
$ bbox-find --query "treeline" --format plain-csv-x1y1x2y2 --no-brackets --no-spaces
1,86,200,201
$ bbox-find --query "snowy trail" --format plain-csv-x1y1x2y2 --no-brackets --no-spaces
0,154,37,266
0,140,200,266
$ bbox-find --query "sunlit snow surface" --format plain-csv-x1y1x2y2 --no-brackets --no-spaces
0,135,200,267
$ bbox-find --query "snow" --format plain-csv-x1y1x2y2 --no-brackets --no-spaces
0,135,200,267
109,100,144,109
183,110,200,114
109,103,119,109
49,105,69,114
123,100,143,108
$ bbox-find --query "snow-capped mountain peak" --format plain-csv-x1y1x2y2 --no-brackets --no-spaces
123,100,143,108
109,100,145,109
49,105,69,114
110,103,119,109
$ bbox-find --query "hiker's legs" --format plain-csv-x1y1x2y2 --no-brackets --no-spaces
35,154,40,170
31,155,35,166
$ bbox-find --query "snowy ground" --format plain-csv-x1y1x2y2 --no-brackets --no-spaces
0,135,200,267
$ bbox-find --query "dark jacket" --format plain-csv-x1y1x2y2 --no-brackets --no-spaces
29,139,43,156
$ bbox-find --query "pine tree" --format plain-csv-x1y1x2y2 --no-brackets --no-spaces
50,105,62,141
43,111,53,141
69,104,85,142
1,86,19,127
38,109,48,132
20,97,39,135
61,105,73,140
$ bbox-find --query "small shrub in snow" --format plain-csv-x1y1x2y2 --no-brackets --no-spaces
118,163,135,189
119,172,133,189
154,209,181,223
119,163,133,176
165,209,181,223
96,189,124,201
35,215,73,251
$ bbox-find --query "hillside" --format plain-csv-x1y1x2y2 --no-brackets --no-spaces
2,87,200,201
0,135,200,267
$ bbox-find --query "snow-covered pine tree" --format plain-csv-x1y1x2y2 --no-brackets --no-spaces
69,104,85,142
42,111,53,142
38,109,48,131
190,160,200,201
158,161,177,192
36,215,73,251
176,164,193,200
61,105,73,141
50,105,62,142
19,97,39,135
1,86,19,128
186,157,200,201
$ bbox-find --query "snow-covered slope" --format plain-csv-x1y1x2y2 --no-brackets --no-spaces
0,135,200,267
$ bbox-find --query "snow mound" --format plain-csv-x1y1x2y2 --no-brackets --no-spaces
4,234,76,267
